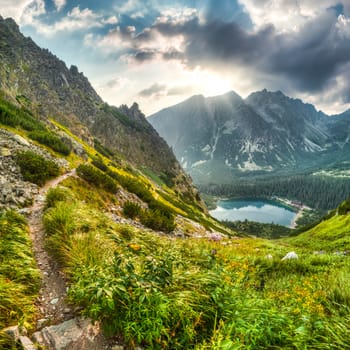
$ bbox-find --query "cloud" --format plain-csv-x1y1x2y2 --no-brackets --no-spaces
138,82,195,97
112,5,350,96
167,85,194,95
138,83,167,97
0,0,35,22
20,0,46,26
104,77,128,89
238,0,349,31
267,12,350,92
53,0,66,12
9,0,350,115
20,4,118,36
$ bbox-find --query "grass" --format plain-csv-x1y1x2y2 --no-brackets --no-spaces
286,213,350,251
0,210,40,348
42,188,350,349
3,97,350,348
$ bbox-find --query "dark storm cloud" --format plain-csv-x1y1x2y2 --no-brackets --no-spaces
129,7,350,93
269,12,350,91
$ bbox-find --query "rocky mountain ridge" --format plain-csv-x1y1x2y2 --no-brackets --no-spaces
148,89,350,184
0,15,201,205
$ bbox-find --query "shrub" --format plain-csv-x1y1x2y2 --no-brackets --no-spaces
45,186,71,209
140,208,176,232
0,97,45,132
28,130,71,155
91,156,108,172
77,164,118,193
123,201,142,219
93,138,114,159
107,170,153,202
16,151,60,185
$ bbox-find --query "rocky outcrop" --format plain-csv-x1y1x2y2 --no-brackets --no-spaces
0,129,67,208
32,318,110,350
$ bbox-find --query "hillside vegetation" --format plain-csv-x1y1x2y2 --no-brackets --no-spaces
42,185,350,349
2,112,350,348
1,15,350,350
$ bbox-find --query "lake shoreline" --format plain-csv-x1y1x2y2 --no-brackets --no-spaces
209,197,310,228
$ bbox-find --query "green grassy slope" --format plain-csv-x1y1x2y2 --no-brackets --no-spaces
42,188,350,349
287,199,350,252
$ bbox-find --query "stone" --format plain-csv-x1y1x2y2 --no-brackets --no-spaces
50,298,59,305
13,134,30,146
3,325,20,342
34,317,103,350
112,346,125,350
19,336,37,350
1,147,11,156
281,251,298,260
37,318,49,329
32,331,45,345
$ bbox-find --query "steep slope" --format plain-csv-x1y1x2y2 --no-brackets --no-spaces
287,197,350,251
149,89,347,184
0,15,198,202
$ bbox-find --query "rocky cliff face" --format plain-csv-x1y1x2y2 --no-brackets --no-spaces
149,90,350,184
0,15,201,203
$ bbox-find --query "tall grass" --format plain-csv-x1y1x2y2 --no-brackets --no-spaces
42,188,350,349
0,210,40,346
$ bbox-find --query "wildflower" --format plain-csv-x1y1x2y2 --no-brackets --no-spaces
128,243,141,251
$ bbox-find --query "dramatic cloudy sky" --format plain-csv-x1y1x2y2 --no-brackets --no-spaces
1,0,350,115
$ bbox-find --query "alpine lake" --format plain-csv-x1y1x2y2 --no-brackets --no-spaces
209,198,298,227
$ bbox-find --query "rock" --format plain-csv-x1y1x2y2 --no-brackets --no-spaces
34,317,103,350
37,318,49,329
0,129,66,209
111,346,125,350
50,298,59,305
3,325,21,342
19,336,38,350
281,252,298,260
1,147,11,156
13,134,30,146
32,331,45,345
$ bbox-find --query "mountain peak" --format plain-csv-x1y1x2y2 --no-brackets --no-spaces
0,16,20,32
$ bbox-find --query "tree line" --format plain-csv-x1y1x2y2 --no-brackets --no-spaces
199,175,350,210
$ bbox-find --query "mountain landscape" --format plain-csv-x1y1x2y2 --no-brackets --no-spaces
1,8,350,350
149,90,350,184
0,16,201,208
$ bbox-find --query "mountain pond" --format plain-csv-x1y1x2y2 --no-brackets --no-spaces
209,198,297,227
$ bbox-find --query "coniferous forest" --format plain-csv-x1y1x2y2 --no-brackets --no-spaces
200,175,350,210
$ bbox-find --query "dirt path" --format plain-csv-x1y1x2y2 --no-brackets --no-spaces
28,169,76,327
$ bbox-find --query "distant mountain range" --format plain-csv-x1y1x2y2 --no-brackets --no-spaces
148,90,350,184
